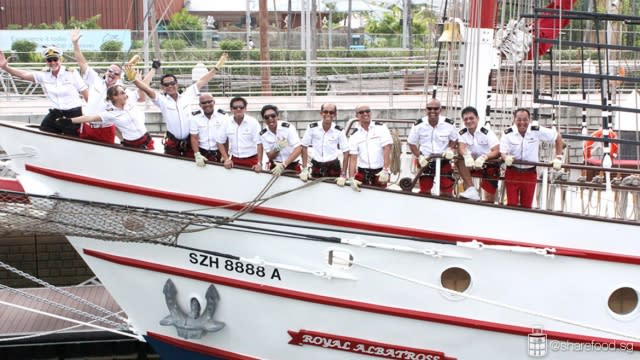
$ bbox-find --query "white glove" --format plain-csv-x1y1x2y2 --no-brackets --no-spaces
348,177,361,192
463,154,474,168
274,138,288,152
194,152,206,167
552,156,563,170
377,169,390,184
299,167,309,181
336,176,346,187
271,162,285,176
475,155,487,168
418,155,429,167
504,155,514,166
443,148,454,160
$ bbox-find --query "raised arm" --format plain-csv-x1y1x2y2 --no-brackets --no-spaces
71,28,89,75
194,53,228,91
0,51,35,82
126,65,156,100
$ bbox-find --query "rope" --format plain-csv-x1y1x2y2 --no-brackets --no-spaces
0,284,125,329
0,260,127,323
351,259,640,341
0,310,127,343
0,299,140,341
389,129,402,175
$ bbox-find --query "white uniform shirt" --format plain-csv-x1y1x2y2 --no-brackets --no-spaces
499,125,558,166
97,90,147,141
32,65,87,110
407,117,458,156
189,110,226,151
153,83,199,139
260,121,301,163
217,114,262,158
348,122,392,169
83,66,118,128
458,126,500,158
300,121,349,162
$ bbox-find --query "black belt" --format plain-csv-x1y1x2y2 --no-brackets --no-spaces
165,131,187,142
509,166,536,173
357,167,382,183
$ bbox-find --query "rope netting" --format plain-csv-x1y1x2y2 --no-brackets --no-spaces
0,190,223,244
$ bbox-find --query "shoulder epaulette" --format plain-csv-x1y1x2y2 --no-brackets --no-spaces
281,122,290,128
309,122,318,128
444,117,454,125
375,121,384,126
349,128,358,136
217,109,226,115
414,119,423,125
531,125,540,131
480,127,489,135
334,124,343,131
504,128,513,134
259,128,267,135
192,110,202,116
459,128,468,135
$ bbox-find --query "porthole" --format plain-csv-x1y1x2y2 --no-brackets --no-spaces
608,287,638,316
326,249,353,269
441,267,471,293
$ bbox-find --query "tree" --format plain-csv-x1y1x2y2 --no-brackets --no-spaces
166,8,203,45
364,4,435,47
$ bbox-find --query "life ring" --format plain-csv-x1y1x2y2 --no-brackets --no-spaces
583,129,618,159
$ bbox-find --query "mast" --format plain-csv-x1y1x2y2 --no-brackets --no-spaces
461,0,498,122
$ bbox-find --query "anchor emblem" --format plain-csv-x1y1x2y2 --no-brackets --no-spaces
159,279,225,339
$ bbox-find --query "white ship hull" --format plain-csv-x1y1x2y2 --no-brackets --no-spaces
0,123,639,359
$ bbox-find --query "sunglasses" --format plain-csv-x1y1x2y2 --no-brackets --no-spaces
426,107,441,111
46,58,59,63
357,109,371,115
263,113,277,120
200,100,214,105
116,91,126,95
232,105,245,110
107,69,121,76
161,81,177,86
322,110,336,115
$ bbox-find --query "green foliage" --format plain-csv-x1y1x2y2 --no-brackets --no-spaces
7,24,22,29
166,9,203,44
131,40,144,49
219,39,245,60
66,15,101,29
100,40,123,62
161,38,187,51
364,3,436,45
11,39,37,62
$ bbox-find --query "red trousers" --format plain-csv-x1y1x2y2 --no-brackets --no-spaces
504,167,537,208
470,164,500,195
80,124,116,144
418,163,454,195
232,155,259,168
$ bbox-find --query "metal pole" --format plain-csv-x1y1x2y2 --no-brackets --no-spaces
143,0,149,67
246,0,252,46
305,0,312,105
402,0,409,48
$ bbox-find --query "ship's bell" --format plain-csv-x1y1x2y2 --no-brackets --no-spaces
438,21,462,43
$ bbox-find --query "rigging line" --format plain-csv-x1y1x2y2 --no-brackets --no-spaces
0,299,142,341
0,310,128,343
352,260,640,341
0,284,125,329
0,260,127,322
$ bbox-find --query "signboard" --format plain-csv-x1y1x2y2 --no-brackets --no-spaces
0,30,132,52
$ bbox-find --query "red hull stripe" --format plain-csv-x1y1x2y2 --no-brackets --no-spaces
27,163,640,265
146,331,258,360
0,178,25,192
85,248,640,350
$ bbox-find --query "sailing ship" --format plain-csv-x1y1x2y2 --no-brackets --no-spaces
1,0,640,359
